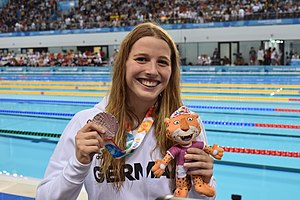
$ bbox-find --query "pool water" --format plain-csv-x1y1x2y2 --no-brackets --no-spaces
0,73,299,200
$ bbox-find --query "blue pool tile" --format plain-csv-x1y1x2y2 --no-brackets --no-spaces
0,193,34,200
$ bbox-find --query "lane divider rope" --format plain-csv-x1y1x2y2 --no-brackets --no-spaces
1,110,299,129
0,98,95,104
190,105,300,113
203,120,300,129
1,99,300,113
1,80,300,89
1,91,299,101
1,85,299,95
1,129,299,158
254,123,300,129
0,129,61,138
221,146,300,158
0,110,74,117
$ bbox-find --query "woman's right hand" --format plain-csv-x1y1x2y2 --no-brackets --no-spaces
75,121,106,164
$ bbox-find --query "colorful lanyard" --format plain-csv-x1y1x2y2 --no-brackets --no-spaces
103,106,155,159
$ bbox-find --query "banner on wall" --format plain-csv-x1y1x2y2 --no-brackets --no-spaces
58,0,78,11
0,66,299,73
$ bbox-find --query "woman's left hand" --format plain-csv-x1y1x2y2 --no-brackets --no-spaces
183,147,214,183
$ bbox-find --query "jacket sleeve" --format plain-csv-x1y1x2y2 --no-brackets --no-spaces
36,114,91,200
189,118,217,200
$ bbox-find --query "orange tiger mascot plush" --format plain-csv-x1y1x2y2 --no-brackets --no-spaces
151,106,224,198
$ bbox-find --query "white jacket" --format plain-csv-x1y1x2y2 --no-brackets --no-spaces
36,97,216,200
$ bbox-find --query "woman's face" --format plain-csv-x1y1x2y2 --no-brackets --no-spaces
125,36,172,106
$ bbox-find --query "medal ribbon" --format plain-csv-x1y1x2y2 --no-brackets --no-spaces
103,106,155,159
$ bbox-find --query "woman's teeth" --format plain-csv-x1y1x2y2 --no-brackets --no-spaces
141,79,158,87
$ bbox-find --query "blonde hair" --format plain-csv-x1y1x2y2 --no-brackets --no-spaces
104,22,182,190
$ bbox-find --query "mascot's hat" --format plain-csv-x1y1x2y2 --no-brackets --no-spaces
170,106,191,118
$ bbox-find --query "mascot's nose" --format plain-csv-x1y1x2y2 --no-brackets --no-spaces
180,118,189,131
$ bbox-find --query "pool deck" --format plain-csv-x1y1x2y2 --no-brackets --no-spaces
0,174,88,199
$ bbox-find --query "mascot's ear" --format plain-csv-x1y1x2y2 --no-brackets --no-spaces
164,118,170,125
191,113,199,118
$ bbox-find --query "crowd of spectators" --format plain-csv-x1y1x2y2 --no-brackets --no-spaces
0,0,300,33
1,0,300,67
2,46,299,67
0,49,112,67
196,46,300,66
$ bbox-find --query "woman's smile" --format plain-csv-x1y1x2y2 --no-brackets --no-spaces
137,78,160,87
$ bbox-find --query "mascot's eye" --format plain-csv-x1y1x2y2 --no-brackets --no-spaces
174,120,180,125
187,117,193,121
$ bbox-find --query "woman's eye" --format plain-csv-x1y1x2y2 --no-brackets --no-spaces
135,57,147,62
158,60,170,66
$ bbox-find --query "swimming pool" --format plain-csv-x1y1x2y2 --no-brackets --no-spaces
0,72,299,199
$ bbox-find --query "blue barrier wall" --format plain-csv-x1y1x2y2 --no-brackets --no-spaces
0,65,299,74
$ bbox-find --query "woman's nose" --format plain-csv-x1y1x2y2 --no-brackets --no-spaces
145,61,159,75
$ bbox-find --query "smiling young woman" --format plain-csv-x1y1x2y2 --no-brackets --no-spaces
36,22,217,200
